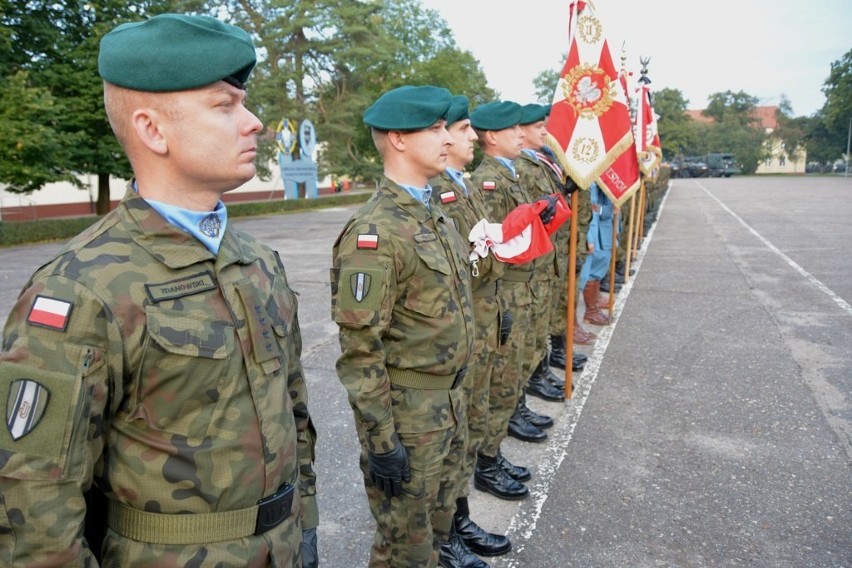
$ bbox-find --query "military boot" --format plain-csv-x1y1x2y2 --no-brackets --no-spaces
474,453,529,500
438,524,489,568
454,497,511,557
548,334,567,369
517,392,553,429
496,448,532,482
507,401,547,443
525,359,566,402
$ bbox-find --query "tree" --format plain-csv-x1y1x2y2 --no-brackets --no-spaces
1,0,172,213
651,87,695,160
820,48,852,163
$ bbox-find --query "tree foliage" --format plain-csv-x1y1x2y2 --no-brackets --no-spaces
819,48,852,162
0,0,172,212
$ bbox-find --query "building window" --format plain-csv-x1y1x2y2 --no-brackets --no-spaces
779,155,786,166
765,157,773,167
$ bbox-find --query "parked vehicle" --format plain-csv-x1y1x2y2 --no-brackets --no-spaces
682,156,710,178
706,153,741,177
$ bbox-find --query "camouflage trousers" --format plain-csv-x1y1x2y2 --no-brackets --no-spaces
356,386,465,568
448,295,499,500
551,232,571,336
480,279,532,457
526,276,553,376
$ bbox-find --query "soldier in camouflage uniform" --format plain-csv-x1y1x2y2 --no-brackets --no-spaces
330,86,475,568
428,95,511,567
468,101,538,502
515,105,571,413
0,14,318,567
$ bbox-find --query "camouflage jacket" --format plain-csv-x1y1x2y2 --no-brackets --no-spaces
470,155,536,278
0,187,317,567
428,171,506,291
516,151,560,278
330,177,474,454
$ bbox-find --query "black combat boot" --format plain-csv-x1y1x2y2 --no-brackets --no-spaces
454,497,511,557
572,353,587,371
526,359,566,402
549,334,567,369
474,453,529,500
517,393,553,429
507,400,547,443
438,523,489,568
496,448,531,482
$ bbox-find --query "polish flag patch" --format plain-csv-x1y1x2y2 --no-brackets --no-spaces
27,296,73,331
482,181,496,191
440,191,457,204
356,234,379,250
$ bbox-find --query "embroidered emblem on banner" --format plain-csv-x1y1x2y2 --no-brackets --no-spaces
482,181,496,191
6,379,50,441
356,234,379,250
350,272,372,302
440,191,457,204
27,296,73,331
198,213,221,238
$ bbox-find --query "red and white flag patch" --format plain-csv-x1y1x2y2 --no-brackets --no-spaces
356,234,379,250
27,296,73,331
440,191,457,204
482,181,496,191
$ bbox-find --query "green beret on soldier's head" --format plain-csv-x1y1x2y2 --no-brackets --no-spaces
446,95,470,126
520,103,551,125
470,101,524,131
98,13,257,92
363,85,453,131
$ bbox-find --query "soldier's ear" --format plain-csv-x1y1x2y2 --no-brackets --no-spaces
386,130,407,152
131,107,169,156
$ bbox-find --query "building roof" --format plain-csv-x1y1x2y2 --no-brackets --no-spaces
686,105,779,131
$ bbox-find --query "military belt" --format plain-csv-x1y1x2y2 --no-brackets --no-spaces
501,269,534,282
388,366,466,390
471,280,498,299
106,482,294,545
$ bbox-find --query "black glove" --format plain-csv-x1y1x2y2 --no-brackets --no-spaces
368,443,411,498
499,310,513,346
300,527,318,568
535,195,558,225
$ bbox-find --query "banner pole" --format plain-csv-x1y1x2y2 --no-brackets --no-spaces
608,211,618,314
624,194,636,285
565,189,578,398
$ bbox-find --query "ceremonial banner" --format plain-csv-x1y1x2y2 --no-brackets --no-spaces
545,0,635,201
636,82,662,179
596,64,641,207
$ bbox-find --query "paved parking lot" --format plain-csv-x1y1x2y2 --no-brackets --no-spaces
1,176,850,567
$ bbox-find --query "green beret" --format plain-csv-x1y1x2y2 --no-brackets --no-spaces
446,95,470,126
98,14,257,92
470,101,523,131
363,85,453,130
520,103,551,125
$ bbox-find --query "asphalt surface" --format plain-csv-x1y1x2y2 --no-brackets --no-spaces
1,176,850,567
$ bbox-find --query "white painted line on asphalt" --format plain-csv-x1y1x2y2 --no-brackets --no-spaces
500,185,673,565
696,182,852,317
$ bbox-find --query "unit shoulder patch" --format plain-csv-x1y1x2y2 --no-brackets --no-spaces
27,296,73,331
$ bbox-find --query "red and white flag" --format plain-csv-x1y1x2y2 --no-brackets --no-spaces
636,82,662,180
596,62,641,207
545,0,636,200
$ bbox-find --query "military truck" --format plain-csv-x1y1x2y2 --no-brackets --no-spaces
706,153,741,177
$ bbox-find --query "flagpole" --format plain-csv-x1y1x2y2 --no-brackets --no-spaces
565,189,578,398
607,210,618,313
624,194,636,284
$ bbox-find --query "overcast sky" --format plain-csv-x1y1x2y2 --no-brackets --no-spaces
417,0,851,117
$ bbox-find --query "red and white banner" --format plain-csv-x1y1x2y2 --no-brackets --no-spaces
636,82,662,180
597,64,640,207
545,0,635,200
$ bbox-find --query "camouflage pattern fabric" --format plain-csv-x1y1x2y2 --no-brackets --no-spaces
516,152,560,370
470,156,535,457
330,176,474,567
428,172,502,500
0,186,317,567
